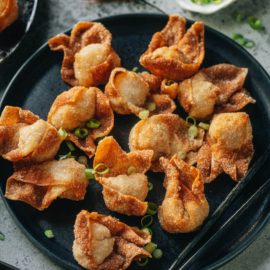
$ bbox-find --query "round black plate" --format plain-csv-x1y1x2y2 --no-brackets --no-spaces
0,0,38,63
0,261,18,270
1,14,270,270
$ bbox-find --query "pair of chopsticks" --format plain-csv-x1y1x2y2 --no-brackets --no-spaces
169,144,270,270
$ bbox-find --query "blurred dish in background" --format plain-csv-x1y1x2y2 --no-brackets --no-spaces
0,0,18,33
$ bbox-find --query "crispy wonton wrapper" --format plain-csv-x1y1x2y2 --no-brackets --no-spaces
129,114,204,172
0,106,62,170
140,15,205,81
197,112,254,183
47,87,114,158
5,159,89,210
105,68,176,116
0,0,18,33
73,210,151,270
49,22,121,87
93,136,153,216
158,155,209,233
178,64,253,120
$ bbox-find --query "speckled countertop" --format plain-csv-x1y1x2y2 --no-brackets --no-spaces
0,0,270,269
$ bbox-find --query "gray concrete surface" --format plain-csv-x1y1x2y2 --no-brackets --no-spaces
0,0,270,269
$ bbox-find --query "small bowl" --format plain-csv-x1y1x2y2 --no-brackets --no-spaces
174,0,236,14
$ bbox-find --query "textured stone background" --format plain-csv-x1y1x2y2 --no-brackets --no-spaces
0,0,270,269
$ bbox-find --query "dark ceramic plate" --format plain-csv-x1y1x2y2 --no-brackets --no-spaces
0,0,38,63
1,14,270,270
0,261,18,270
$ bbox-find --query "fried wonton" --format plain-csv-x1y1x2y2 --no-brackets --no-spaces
0,106,62,169
0,0,18,33
5,159,89,210
105,68,176,116
129,114,205,172
158,155,209,233
93,136,153,216
49,22,121,87
47,87,114,158
197,113,254,183
73,210,151,270
140,15,205,81
178,64,254,120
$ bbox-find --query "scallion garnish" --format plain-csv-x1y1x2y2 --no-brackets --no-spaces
139,110,150,120
58,127,67,139
78,156,88,166
127,166,136,175
199,122,210,130
148,182,153,191
44,230,54,239
178,151,187,160
133,67,139,72
190,139,196,151
75,127,88,139
86,119,100,129
144,242,157,253
211,0,221,4
0,232,4,241
133,226,140,230
153,249,163,259
141,215,153,227
166,79,175,86
145,102,156,112
244,40,255,49
231,34,246,45
141,71,150,75
191,0,222,5
136,258,148,266
94,163,110,175
232,12,245,22
188,125,199,138
141,227,152,236
147,202,158,215
65,141,75,151
248,16,262,30
186,116,196,127
59,152,76,160
85,169,95,179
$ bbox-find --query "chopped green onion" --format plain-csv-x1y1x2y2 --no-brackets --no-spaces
244,40,255,49
144,242,157,253
58,127,67,139
127,166,136,175
248,16,262,30
141,227,152,236
148,182,153,191
0,232,4,241
65,141,75,151
141,215,153,228
232,12,245,22
86,119,100,129
153,249,163,259
211,0,221,4
139,110,149,120
59,152,76,160
141,71,150,75
231,34,245,45
133,67,139,72
85,169,95,179
190,139,196,151
186,116,196,127
75,127,88,139
178,151,187,160
78,156,88,166
147,202,158,215
166,79,176,86
133,226,140,230
136,258,148,266
189,125,199,138
44,230,54,239
145,102,156,112
199,122,210,130
94,163,110,175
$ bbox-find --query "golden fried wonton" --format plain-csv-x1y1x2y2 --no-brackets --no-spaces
47,87,114,158
0,106,62,169
73,210,151,270
0,0,18,33
105,68,176,116
140,15,205,81
178,64,254,120
197,113,254,183
129,114,204,172
93,136,153,216
158,155,209,233
49,22,121,87
5,159,89,210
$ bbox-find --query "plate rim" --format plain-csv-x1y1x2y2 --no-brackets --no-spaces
1,13,270,270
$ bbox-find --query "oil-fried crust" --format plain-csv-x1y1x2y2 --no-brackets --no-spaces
0,0,18,33
160,79,178,99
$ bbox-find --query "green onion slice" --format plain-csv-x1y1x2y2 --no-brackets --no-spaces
141,227,153,236
153,249,163,259
189,125,199,138
133,226,140,230
136,258,148,266
232,12,245,22
86,119,100,129
211,0,221,4
147,202,158,215
94,163,110,175
145,102,156,112
144,242,157,253
141,71,150,75
186,116,196,127
148,182,153,191
178,151,187,160
190,139,196,151
248,16,262,30
0,232,4,241
127,166,136,175
166,79,176,86
75,127,88,139
139,110,149,120
141,215,153,228
198,122,210,130
44,230,54,239
85,169,95,179
132,67,139,72
244,39,255,49
65,141,75,151
231,34,245,45
59,152,76,160
58,127,67,139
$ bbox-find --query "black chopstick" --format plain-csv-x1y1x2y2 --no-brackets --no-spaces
179,176,270,270
169,144,270,270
